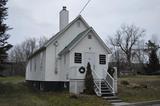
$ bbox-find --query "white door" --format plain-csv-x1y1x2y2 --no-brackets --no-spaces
84,52,95,70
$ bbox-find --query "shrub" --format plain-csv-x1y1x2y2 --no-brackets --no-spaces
121,80,129,85
128,83,148,89
84,63,94,94
145,40,160,74
107,66,115,77
140,84,148,88
132,84,141,89
70,94,78,99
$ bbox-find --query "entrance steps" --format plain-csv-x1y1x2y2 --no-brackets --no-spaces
98,81,124,104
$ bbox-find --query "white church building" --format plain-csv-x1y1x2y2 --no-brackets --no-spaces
26,7,117,96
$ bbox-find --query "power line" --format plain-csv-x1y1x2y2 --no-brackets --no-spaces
79,0,92,15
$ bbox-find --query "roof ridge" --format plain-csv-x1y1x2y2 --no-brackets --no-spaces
44,15,90,47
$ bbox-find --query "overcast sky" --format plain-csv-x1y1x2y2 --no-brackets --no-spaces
6,0,160,45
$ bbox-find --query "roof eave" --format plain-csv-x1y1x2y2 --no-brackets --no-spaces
28,46,46,60
58,28,91,56
89,28,112,54
58,27,112,56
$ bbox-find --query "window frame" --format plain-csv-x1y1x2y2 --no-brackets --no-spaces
30,59,32,72
40,53,43,70
34,57,36,72
74,52,82,64
64,54,66,64
99,54,106,65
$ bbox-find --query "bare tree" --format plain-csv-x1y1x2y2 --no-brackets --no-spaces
8,36,48,75
22,38,37,59
133,40,148,64
109,24,145,71
109,46,126,76
9,36,47,62
38,36,48,48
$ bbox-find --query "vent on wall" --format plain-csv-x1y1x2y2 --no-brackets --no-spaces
88,34,92,39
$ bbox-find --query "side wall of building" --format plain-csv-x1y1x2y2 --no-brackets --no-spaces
45,19,88,81
26,50,46,81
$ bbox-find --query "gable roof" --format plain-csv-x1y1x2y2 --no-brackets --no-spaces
28,15,90,59
28,46,46,59
44,15,90,47
58,27,112,56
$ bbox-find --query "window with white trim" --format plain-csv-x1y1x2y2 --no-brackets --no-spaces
30,60,32,72
64,54,66,64
40,53,43,70
99,54,106,64
34,58,37,72
74,53,82,63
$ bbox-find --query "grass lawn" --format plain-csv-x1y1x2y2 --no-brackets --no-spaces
118,75,160,102
0,76,24,83
0,76,110,106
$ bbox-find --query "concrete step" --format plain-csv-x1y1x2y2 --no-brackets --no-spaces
112,102,130,106
101,89,110,91
101,85,108,87
103,96,119,100
101,91,111,93
108,99,123,103
101,92,114,96
101,84,108,87
101,89,110,92
101,86,109,89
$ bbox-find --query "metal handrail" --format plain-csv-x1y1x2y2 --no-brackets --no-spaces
103,69,115,93
105,69,114,81
92,70,102,96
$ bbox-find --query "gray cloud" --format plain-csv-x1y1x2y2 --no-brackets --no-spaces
6,0,160,45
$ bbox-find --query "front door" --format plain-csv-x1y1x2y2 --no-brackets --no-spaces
84,52,95,70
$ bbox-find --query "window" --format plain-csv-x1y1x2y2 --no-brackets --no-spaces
30,60,32,72
34,58,36,72
64,54,66,64
40,53,43,70
74,53,82,63
99,54,106,64
88,35,92,39
77,21,80,27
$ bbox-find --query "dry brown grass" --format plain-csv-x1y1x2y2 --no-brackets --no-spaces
0,76,111,106
118,75,160,102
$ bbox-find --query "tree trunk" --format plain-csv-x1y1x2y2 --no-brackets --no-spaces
127,54,132,71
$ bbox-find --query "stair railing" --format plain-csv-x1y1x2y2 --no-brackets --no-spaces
92,70,102,96
104,69,114,93
102,68,117,94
